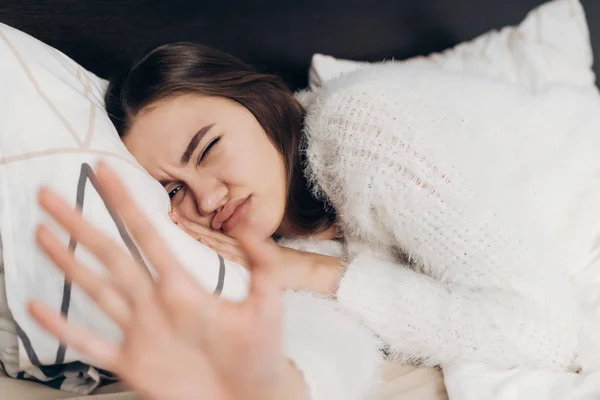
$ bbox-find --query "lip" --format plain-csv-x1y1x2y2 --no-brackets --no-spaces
212,196,251,233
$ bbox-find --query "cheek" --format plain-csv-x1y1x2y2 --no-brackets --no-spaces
216,147,251,186
218,138,275,186
255,147,288,227
226,141,287,235
176,197,213,229
175,196,199,219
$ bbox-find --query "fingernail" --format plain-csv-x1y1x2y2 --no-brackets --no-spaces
35,225,49,244
38,187,49,205
95,160,105,175
95,161,114,180
38,188,61,210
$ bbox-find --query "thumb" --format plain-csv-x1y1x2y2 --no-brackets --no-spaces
169,209,182,224
238,236,280,300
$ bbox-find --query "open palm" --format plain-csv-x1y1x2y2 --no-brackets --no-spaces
30,162,289,400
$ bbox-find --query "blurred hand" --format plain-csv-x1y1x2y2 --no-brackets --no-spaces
30,162,306,400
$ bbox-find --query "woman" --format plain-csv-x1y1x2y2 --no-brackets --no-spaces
31,41,589,397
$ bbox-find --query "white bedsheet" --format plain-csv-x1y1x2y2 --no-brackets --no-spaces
444,363,600,400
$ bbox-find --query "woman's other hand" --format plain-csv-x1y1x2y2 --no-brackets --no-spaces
170,212,344,295
171,212,251,268
30,162,306,400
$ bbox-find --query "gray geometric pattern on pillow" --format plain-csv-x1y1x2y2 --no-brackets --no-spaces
0,28,226,394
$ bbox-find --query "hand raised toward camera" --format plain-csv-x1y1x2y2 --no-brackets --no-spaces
30,162,305,400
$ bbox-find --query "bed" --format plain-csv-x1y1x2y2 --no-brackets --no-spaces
0,1,599,399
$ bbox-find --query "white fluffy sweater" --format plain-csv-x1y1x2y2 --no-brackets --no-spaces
292,62,600,379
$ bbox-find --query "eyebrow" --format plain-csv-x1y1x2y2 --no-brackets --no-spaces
180,123,215,165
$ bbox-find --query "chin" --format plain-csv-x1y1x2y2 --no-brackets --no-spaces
248,221,278,241
231,204,280,240
225,222,268,241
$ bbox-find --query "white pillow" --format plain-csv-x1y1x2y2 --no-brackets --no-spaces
309,0,596,93
0,23,249,393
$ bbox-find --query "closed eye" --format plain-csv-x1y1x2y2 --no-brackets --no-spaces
199,136,221,163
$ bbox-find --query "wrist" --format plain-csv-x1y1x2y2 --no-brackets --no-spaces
289,248,344,295
275,359,308,400
309,254,345,295
278,247,344,294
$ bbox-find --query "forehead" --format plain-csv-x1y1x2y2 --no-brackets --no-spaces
124,95,209,167
127,94,244,138
122,94,253,172
133,94,210,132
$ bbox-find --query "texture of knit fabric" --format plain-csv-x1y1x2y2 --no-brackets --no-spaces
302,63,600,371
282,290,383,400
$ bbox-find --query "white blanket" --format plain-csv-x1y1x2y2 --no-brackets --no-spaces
444,364,600,400
435,1,600,397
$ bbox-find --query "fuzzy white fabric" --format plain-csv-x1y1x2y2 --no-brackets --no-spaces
310,0,596,95
302,62,600,372
0,22,384,399
283,290,383,400
0,23,250,391
277,238,385,400
444,362,600,400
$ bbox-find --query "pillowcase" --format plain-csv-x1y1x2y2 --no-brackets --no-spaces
0,23,249,393
309,0,596,93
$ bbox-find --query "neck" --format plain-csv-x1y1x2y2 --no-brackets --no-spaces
275,218,338,240
308,224,339,240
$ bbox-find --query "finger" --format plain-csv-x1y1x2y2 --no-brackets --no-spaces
205,230,238,246
199,238,245,264
28,299,120,371
180,218,238,246
169,209,181,224
181,220,231,244
237,236,280,300
177,218,211,235
95,163,208,297
177,223,199,240
37,225,131,326
207,234,239,249
176,217,238,248
201,236,244,258
95,162,181,276
210,248,247,268
38,188,154,300
199,237,222,250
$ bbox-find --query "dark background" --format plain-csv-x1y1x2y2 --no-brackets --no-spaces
1,0,598,90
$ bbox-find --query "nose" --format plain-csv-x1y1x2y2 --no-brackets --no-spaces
188,175,227,216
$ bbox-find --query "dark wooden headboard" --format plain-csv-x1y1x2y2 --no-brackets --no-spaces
1,0,598,90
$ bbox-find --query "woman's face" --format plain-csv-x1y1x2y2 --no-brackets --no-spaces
124,94,288,241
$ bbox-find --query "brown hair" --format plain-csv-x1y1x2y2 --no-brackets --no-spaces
105,42,335,236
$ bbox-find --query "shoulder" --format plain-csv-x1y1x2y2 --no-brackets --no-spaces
301,65,427,238
304,63,419,126
302,61,469,152
301,63,434,181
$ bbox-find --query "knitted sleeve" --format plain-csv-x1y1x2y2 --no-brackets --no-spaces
282,291,383,400
303,65,580,370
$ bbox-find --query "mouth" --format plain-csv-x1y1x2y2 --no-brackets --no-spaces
212,196,251,233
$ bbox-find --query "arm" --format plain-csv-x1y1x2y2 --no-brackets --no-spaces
282,291,383,400
172,213,383,399
31,164,381,400
337,250,577,370
303,66,581,370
